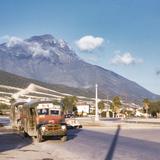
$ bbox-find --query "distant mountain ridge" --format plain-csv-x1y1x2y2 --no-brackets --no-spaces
0,34,159,102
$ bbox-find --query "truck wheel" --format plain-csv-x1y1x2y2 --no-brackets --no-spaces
61,136,67,142
79,125,83,128
37,130,43,142
24,131,28,137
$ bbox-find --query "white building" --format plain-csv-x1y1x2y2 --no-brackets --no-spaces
76,104,90,116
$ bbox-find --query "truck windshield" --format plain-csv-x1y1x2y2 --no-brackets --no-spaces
37,108,49,115
50,110,59,115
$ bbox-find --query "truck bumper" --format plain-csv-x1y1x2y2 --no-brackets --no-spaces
40,124,67,137
42,129,67,136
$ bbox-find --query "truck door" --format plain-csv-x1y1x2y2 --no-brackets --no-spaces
28,107,37,136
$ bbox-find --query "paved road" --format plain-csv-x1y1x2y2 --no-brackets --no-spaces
0,117,160,160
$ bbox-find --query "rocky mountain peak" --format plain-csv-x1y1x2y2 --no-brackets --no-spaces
0,34,79,63
26,34,56,45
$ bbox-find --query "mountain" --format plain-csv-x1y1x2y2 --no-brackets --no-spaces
0,34,159,102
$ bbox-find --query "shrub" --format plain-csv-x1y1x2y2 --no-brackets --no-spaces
101,111,106,117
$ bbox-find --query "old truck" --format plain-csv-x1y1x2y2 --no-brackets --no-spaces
10,99,67,142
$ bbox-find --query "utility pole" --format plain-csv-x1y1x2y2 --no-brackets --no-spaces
106,95,109,118
95,84,99,121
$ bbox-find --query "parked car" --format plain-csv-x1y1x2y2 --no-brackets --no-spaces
65,113,75,118
65,117,82,129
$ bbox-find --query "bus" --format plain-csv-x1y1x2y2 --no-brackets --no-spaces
10,99,67,142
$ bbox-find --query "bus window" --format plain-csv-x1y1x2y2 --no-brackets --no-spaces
50,110,59,115
37,108,49,115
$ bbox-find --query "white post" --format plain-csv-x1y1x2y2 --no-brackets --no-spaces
106,96,109,118
95,84,99,121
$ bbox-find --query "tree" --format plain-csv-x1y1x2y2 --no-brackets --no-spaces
52,100,61,105
61,96,78,114
143,98,150,115
110,96,121,117
98,101,105,114
148,100,160,118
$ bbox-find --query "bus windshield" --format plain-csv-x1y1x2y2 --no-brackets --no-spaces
37,108,49,115
50,110,59,115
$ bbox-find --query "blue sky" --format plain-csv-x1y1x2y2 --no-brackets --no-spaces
0,0,160,94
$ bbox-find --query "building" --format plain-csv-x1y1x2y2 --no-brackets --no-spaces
76,103,91,116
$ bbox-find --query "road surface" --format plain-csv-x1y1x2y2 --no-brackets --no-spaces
0,117,160,160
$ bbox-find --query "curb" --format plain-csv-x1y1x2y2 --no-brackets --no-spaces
77,119,160,129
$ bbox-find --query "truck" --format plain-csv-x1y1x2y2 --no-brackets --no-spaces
10,99,67,142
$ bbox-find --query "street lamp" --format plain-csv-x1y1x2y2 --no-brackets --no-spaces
95,84,99,121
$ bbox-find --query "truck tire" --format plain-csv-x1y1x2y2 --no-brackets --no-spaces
61,136,67,142
79,125,83,128
23,131,28,137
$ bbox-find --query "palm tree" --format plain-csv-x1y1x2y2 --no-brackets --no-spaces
61,96,78,114
111,96,122,117
98,101,105,116
143,98,150,117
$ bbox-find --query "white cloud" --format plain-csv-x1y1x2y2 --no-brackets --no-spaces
28,42,49,57
110,52,143,65
2,35,50,57
5,36,24,47
75,35,104,51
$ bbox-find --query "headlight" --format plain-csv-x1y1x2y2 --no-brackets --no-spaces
41,126,46,131
61,125,66,130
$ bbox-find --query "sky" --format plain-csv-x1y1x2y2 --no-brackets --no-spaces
0,0,160,94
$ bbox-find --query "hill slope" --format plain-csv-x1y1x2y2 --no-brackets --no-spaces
0,69,98,100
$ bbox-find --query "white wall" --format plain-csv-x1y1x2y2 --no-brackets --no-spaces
77,105,90,114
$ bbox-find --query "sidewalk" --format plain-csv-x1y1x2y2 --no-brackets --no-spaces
123,118,160,124
76,117,160,129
